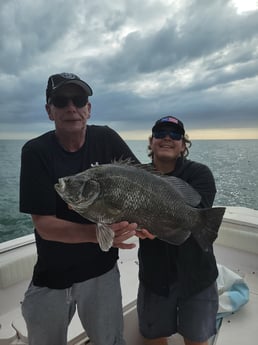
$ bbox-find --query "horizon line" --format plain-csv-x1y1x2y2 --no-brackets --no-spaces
0,127,257,141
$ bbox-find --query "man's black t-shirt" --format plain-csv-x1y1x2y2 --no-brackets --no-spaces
20,125,139,289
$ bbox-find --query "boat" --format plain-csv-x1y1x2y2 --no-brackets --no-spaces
0,206,257,344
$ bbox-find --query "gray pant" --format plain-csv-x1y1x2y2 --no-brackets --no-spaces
137,282,218,342
22,264,126,345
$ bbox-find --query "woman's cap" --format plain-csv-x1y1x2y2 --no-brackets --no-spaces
152,116,185,135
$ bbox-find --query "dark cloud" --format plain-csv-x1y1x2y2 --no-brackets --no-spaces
0,0,258,137
0,1,80,74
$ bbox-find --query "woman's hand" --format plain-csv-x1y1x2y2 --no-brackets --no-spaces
135,228,156,240
110,221,138,249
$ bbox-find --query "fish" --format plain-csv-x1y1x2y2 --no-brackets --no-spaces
54,161,226,252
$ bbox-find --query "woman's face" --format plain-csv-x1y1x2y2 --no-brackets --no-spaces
149,132,185,163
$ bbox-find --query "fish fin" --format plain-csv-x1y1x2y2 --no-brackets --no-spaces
111,161,201,207
191,207,226,251
112,159,164,176
165,176,201,207
159,230,191,246
111,158,154,171
112,157,137,165
96,223,114,252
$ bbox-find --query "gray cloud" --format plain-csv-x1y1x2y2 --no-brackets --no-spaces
0,0,258,136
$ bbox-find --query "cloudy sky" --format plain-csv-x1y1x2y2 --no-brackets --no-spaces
1,0,258,140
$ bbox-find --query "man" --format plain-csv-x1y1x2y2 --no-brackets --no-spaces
20,72,139,345
137,116,219,345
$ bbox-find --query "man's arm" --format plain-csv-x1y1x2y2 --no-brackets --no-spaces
32,214,137,249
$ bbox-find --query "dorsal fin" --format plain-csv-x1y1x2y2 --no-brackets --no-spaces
112,160,164,176
164,176,201,207
111,160,201,207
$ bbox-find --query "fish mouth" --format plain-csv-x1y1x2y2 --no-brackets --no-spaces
55,178,66,192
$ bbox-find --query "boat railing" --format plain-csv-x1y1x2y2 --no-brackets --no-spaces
0,234,35,254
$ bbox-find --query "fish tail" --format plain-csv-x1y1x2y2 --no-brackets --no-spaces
96,223,114,251
191,207,226,251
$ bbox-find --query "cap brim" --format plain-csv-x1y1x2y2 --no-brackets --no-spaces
62,80,93,96
152,123,185,135
50,80,93,97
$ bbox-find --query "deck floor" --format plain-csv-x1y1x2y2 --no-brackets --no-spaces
118,271,258,345
116,245,258,345
1,219,258,345
215,271,258,345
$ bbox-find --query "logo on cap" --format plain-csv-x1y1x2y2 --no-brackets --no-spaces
59,73,78,80
160,116,179,124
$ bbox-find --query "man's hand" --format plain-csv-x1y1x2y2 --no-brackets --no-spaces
110,221,138,249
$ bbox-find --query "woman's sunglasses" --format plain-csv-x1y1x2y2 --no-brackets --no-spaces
49,95,88,108
153,131,182,141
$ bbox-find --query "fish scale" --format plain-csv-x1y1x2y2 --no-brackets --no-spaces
55,162,226,252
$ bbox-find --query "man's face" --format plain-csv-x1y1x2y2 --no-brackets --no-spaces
46,84,91,134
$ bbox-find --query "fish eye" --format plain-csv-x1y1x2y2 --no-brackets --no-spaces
81,180,100,200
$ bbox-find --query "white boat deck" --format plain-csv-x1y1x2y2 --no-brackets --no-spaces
0,206,258,344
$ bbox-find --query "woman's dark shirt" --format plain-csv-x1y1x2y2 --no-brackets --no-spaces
138,157,219,298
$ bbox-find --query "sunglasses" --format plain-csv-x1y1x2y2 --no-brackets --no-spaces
153,130,182,141
49,95,88,108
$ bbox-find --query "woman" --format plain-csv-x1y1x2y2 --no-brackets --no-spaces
137,115,219,345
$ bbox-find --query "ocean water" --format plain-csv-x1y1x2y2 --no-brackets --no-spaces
0,139,257,243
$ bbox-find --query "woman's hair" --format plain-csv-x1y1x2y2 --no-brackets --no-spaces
147,133,192,159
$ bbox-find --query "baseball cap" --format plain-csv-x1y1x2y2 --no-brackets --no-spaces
152,116,185,135
46,73,93,102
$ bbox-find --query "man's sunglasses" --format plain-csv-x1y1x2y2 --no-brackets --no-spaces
153,130,183,141
49,95,88,108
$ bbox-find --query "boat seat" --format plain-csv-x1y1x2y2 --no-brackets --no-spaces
0,243,36,289
215,211,258,256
